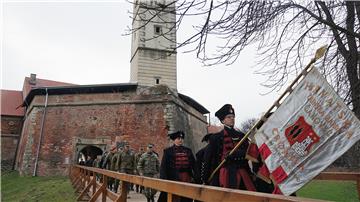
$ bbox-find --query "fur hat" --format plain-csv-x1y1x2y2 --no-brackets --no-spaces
168,131,185,140
215,104,235,121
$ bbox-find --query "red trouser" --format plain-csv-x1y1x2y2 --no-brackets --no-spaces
219,167,256,191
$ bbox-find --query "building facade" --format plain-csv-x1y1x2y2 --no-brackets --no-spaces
7,0,211,176
15,84,208,176
1,90,24,171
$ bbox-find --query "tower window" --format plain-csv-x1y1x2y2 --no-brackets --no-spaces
156,78,160,84
154,25,162,35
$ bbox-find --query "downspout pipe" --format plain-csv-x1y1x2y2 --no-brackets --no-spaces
33,88,48,176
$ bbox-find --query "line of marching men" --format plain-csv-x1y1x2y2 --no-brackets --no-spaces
89,104,288,202
157,104,280,202
90,142,160,202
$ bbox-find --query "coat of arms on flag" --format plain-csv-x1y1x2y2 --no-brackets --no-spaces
254,67,360,195
285,116,320,156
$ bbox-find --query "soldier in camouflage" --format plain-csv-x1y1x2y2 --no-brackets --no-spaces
135,147,145,193
116,142,135,196
111,146,123,193
102,146,117,190
137,143,160,202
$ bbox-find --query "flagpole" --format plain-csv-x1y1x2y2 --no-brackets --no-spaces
207,46,328,184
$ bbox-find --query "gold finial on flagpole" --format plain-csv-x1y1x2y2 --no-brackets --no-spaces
207,45,329,184
315,45,328,61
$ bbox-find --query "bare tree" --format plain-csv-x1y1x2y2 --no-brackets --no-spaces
239,118,258,134
128,0,360,120
128,1,360,168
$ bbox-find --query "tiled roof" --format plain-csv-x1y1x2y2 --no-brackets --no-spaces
22,77,75,99
22,83,138,107
0,90,25,116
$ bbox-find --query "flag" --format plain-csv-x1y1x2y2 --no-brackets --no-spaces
254,67,360,195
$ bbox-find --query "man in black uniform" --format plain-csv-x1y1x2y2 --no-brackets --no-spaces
203,104,256,191
158,131,196,202
194,133,212,184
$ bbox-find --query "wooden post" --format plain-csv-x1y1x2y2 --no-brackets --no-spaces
77,177,95,201
102,174,107,202
357,178,360,201
115,181,127,202
167,193,173,202
92,171,96,195
89,184,105,202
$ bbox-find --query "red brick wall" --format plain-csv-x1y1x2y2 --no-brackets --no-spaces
1,116,23,170
16,86,208,176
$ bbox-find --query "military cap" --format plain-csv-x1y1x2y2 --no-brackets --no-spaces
168,130,185,140
201,133,212,142
147,143,154,148
215,104,235,121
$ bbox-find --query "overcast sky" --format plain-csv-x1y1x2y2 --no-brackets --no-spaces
1,0,283,126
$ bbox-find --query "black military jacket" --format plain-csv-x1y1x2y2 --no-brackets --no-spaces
203,127,250,186
159,145,196,181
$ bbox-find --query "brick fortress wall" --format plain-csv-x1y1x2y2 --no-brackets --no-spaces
1,116,23,170
15,85,208,176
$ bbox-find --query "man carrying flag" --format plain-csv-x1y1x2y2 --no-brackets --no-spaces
204,47,360,196
253,55,360,195
203,104,257,191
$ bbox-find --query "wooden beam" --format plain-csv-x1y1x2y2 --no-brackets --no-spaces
89,183,105,202
76,177,95,201
115,181,127,202
71,165,359,202
315,172,360,181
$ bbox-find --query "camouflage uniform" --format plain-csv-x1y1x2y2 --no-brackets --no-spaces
102,149,115,190
116,147,135,193
135,148,145,193
111,150,121,192
137,147,160,202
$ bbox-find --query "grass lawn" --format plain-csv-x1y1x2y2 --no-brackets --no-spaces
1,171,77,202
298,180,359,202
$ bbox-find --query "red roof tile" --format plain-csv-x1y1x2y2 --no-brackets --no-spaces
1,90,25,116
22,76,75,99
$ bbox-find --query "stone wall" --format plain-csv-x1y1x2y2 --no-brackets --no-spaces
16,85,208,176
1,116,23,170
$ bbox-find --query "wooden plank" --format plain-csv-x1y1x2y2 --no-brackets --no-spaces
89,183,105,202
76,177,95,201
106,188,118,201
167,193,172,202
115,181,127,202
315,172,360,181
92,175,96,195
71,171,81,186
357,179,360,201
102,174,108,202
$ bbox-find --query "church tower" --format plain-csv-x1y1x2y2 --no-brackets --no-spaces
130,0,177,90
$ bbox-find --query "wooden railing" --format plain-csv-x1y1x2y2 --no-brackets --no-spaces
70,165,359,202
315,171,360,198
